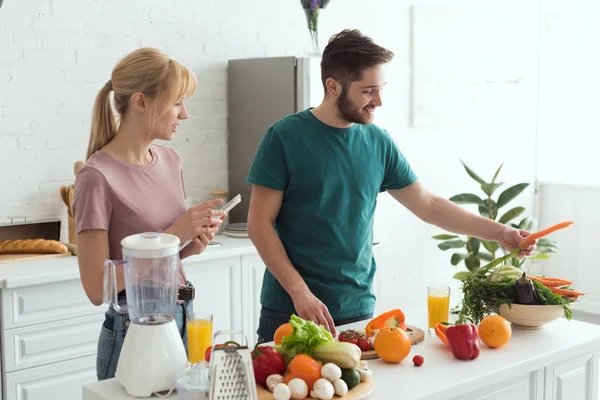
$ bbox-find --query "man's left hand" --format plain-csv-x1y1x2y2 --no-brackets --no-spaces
500,227,537,258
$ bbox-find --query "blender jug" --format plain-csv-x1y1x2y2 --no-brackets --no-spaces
103,232,189,397
104,231,180,323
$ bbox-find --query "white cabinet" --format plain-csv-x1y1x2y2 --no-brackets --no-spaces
454,370,544,400
3,314,103,372
185,256,244,338
241,253,267,347
545,354,597,400
5,355,96,400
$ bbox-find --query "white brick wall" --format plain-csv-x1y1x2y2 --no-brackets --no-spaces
0,0,311,231
0,0,542,309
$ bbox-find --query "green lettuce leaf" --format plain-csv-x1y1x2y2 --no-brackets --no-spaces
280,314,333,358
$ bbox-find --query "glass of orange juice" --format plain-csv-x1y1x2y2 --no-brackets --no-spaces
187,312,213,364
427,285,450,334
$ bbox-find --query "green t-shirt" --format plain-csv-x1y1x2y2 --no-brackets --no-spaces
246,108,417,320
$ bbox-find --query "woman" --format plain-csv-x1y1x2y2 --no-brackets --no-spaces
73,48,225,380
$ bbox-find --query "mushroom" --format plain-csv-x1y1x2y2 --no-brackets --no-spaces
333,379,348,397
313,378,335,400
287,378,309,399
320,363,342,382
310,390,319,399
273,383,292,400
355,361,372,382
267,374,284,392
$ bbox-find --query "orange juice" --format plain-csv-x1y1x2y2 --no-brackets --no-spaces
187,319,212,363
428,292,450,330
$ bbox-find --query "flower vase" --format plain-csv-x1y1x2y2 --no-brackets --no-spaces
304,8,321,56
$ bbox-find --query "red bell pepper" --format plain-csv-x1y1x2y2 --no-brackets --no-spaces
205,341,240,363
445,323,480,360
251,342,287,387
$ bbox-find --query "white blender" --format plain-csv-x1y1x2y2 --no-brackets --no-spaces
104,232,189,397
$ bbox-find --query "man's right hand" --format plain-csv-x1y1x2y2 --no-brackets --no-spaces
292,289,337,337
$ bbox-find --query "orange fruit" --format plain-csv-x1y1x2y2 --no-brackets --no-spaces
273,323,294,345
478,315,512,348
284,354,322,390
374,327,412,363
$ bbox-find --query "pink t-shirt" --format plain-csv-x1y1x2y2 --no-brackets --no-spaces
73,144,188,287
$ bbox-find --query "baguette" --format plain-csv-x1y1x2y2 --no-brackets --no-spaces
0,239,69,254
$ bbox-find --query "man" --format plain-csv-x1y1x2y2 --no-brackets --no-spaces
246,29,536,342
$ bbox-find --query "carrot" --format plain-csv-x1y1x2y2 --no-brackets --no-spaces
549,287,584,297
519,221,574,249
529,276,573,287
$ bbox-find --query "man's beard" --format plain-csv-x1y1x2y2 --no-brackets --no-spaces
336,86,372,125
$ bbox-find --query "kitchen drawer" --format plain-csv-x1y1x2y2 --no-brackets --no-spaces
5,355,96,400
1,279,105,329
3,314,104,372
452,369,544,400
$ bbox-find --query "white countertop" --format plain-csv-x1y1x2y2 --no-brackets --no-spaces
82,308,600,400
0,235,256,289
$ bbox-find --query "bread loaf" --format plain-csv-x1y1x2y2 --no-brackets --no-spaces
0,239,69,254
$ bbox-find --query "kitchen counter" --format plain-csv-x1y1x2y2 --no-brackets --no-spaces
0,235,256,288
82,307,600,400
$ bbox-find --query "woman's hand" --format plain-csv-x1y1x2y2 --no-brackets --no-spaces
180,231,217,258
166,198,226,242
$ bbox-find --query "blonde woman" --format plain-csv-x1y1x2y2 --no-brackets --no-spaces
73,48,225,380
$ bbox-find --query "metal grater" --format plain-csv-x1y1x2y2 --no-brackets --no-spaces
209,330,258,400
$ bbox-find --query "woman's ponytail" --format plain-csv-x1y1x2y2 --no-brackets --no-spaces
86,82,116,160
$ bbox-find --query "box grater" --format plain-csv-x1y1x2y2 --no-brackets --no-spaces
209,330,258,400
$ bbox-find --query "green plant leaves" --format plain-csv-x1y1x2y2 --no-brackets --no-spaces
451,253,472,265
453,271,470,281
478,199,498,220
478,252,493,261
464,255,480,271
517,216,537,231
536,238,559,253
498,207,525,224
438,240,466,251
432,234,459,240
492,163,503,183
449,193,484,205
460,160,486,185
497,183,529,208
481,183,503,197
529,253,551,260
466,237,481,255
482,240,500,253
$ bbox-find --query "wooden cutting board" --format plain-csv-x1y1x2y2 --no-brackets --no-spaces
360,324,425,360
257,379,374,400
0,253,72,264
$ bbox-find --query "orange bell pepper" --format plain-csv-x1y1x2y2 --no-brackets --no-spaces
365,309,406,337
434,322,448,345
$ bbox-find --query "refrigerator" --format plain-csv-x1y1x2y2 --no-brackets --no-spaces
227,56,323,224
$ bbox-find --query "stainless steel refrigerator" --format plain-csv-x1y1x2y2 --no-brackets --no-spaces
227,56,323,224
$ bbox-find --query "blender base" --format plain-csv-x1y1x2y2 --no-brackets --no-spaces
115,319,188,397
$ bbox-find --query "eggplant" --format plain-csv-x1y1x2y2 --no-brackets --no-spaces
514,272,540,305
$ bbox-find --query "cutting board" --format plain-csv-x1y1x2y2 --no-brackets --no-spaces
360,324,425,360
257,379,374,400
0,253,72,264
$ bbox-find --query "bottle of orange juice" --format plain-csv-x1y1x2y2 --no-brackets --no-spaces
187,312,213,364
427,285,450,333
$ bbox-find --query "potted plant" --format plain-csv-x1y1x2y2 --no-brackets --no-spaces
432,160,558,280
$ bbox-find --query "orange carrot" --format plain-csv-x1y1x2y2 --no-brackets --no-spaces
529,276,573,287
519,221,574,249
550,287,584,297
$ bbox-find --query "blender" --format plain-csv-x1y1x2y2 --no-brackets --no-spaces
103,232,189,397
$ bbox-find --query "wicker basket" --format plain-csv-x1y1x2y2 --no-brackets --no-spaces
498,303,565,330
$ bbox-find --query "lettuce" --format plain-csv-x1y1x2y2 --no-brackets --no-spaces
280,314,333,358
